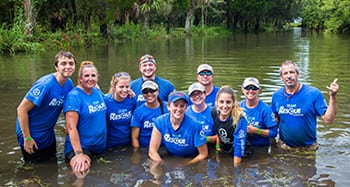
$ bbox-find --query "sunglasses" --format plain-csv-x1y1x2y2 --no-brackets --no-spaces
244,85,259,91
198,71,213,76
115,72,129,77
142,89,158,94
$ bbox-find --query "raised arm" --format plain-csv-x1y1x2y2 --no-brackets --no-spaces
322,78,339,124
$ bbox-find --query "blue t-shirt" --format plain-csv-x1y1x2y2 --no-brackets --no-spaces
155,113,206,157
240,100,277,146
16,73,74,149
130,76,175,106
271,84,327,147
63,87,107,155
130,102,168,147
104,93,137,147
185,105,215,136
205,86,219,108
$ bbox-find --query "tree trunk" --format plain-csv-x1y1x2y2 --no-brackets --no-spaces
71,0,77,24
225,0,233,29
184,2,195,35
23,0,33,36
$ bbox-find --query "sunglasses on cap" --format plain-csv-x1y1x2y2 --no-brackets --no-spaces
198,71,213,76
142,88,158,94
115,72,129,77
244,85,259,91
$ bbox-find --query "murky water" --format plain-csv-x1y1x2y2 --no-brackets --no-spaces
1,28,349,186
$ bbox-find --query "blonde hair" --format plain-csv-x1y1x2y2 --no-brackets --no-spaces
77,61,97,86
108,72,131,94
215,85,245,127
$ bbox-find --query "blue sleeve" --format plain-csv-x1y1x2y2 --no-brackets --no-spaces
233,117,247,158
194,121,207,148
63,90,81,113
130,108,142,128
25,84,47,107
263,106,278,138
314,90,328,117
267,126,278,138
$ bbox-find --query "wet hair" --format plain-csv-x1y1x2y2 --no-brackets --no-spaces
279,60,299,75
77,61,97,86
54,51,76,66
215,85,245,127
108,72,131,94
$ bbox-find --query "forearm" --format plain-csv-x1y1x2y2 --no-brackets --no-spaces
187,144,208,165
17,110,31,139
69,129,83,153
131,128,140,148
206,135,217,144
233,156,242,167
323,95,337,124
148,149,163,162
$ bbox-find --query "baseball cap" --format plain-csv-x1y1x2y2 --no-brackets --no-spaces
188,82,205,96
197,64,214,73
242,77,260,88
139,54,156,65
168,91,189,103
142,80,159,91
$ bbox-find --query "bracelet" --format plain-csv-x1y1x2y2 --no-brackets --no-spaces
257,128,262,135
25,136,33,141
74,150,83,155
215,145,220,149
206,136,209,142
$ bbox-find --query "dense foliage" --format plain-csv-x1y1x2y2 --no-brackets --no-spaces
0,0,349,54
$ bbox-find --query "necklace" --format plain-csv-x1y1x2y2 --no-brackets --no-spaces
284,83,301,100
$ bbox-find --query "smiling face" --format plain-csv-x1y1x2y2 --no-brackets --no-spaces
79,67,98,91
189,90,205,105
139,62,156,79
241,85,260,101
114,79,130,100
216,92,234,120
197,70,214,86
55,56,76,79
143,88,159,104
168,99,187,121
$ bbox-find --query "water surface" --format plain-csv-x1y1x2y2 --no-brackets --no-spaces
1,28,349,186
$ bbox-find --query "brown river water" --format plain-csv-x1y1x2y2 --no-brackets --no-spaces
0,28,349,186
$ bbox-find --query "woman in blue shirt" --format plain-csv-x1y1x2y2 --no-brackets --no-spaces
64,61,107,173
131,80,168,148
104,72,136,148
148,91,208,165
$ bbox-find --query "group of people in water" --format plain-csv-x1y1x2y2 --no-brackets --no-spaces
15,50,339,177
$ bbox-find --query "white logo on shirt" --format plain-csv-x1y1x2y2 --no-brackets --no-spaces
164,134,188,146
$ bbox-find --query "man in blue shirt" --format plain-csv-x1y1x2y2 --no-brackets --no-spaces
16,51,76,163
271,60,338,150
196,64,219,108
131,54,175,106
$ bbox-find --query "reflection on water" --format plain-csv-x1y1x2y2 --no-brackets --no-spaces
1,28,350,186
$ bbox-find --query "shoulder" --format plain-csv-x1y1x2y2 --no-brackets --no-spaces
213,86,220,92
155,76,174,86
272,87,285,97
130,77,143,86
302,84,321,93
